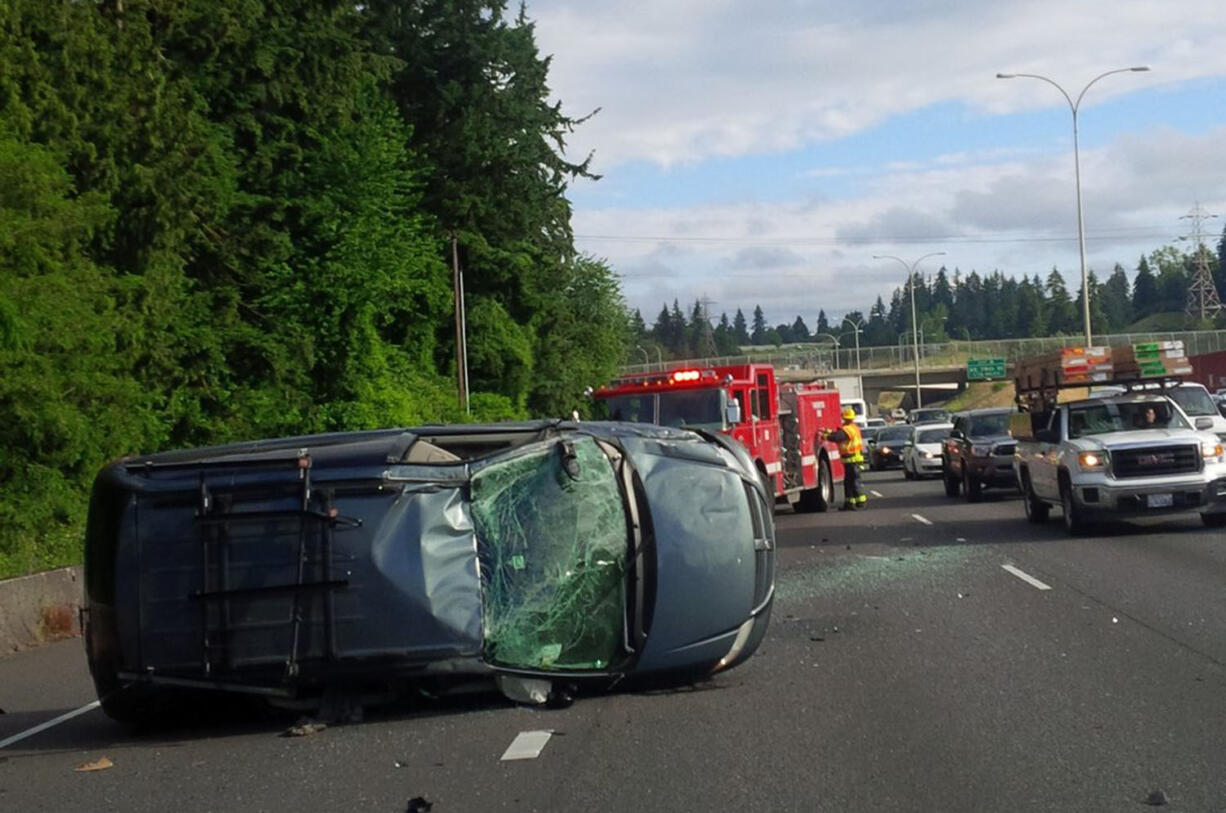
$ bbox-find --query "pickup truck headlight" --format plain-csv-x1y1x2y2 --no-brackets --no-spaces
970,444,993,457
1202,441,1224,462
1077,450,1107,471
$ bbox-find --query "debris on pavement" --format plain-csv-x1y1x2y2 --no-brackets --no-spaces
74,756,114,772
282,718,327,737
497,675,552,706
1145,789,1169,806
406,797,434,812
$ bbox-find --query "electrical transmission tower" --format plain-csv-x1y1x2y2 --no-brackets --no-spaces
1182,202,1222,320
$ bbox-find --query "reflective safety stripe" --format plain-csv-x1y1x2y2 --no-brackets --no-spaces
764,462,782,474
801,455,817,466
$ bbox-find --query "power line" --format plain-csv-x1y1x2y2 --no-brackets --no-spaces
575,227,1178,248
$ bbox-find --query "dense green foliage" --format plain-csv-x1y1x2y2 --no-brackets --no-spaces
0,0,625,578
636,242,1226,358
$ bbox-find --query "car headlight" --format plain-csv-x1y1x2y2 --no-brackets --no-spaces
1077,450,1107,471
970,444,992,457
922,451,934,459
880,446,891,455
1202,441,1224,461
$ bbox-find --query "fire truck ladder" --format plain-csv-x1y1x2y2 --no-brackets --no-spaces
188,453,361,683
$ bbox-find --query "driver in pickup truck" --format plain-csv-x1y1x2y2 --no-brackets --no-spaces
1135,406,1165,429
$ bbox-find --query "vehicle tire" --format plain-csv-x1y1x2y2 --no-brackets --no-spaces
1060,477,1091,536
1201,512,1226,528
943,465,960,497
963,466,982,503
1022,472,1049,524
796,456,833,513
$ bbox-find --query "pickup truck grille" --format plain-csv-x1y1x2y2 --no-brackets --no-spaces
994,443,1017,457
1111,444,1201,479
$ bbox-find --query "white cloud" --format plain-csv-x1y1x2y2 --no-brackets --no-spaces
530,0,1226,168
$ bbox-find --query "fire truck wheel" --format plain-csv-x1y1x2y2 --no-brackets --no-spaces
796,456,833,513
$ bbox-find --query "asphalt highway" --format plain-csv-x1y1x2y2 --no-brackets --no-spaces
2,468,1224,812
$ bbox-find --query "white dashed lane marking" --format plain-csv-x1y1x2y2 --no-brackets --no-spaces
501,730,554,761
911,513,933,526
1002,564,1052,591
869,490,883,498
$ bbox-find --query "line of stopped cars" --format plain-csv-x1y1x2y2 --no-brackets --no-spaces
83,421,776,723
871,381,1226,535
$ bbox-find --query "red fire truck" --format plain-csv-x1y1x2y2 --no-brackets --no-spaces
593,363,846,511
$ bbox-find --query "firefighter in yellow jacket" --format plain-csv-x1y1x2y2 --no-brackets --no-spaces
828,407,866,510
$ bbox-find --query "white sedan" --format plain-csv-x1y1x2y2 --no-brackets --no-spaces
903,422,954,480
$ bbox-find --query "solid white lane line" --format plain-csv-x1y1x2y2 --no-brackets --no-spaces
911,513,933,526
0,700,101,750
1002,564,1052,591
501,730,553,761
870,490,883,498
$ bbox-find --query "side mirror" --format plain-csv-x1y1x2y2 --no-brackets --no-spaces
1195,416,1214,431
950,429,964,439
725,401,742,425
904,440,913,447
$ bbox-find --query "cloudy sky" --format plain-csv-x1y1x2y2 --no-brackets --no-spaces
523,0,1226,331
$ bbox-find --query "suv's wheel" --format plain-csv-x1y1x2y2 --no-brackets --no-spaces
943,465,960,497
1060,477,1090,536
1201,511,1226,528
963,465,982,502
1022,472,1049,523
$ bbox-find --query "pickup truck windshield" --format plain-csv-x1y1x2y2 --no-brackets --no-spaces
969,413,1011,436
1067,401,1190,438
471,437,628,671
1168,386,1217,417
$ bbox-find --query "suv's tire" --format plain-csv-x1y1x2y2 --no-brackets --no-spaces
1022,472,1049,523
1201,511,1226,528
1060,476,1091,536
943,465,960,497
963,466,982,503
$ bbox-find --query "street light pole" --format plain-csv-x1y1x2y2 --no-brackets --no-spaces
874,252,946,410
996,66,1150,346
842,316,865,402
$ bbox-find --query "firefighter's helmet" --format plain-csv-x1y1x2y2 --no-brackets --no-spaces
841,407,856,421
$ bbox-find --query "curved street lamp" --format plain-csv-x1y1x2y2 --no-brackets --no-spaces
842,316,865,401
873,252,946,409
996,66,1150,346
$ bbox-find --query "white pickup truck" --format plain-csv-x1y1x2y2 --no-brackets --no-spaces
1012,392,1226,534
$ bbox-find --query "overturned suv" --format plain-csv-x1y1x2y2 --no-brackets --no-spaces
84,421,775,723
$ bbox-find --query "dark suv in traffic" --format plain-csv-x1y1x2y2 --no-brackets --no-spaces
941,408,1018,501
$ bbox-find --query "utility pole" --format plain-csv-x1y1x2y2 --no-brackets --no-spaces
1181,203,1222,321
451,234,470,414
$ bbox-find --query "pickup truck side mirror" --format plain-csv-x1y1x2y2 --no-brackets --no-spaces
1195,416,1214,431
725,401,742,425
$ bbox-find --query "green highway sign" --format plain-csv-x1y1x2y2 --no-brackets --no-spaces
967,357,1006,381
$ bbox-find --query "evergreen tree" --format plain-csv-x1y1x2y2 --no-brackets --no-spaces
750,305,767,344
1131,256,1159,319
714,313,738,355
816,309,830,336
1101,264,1133,332
1045,268,1076,334
790,315,810,342
732,308,750,345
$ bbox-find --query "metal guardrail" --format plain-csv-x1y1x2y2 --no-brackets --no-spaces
621,330,1226,376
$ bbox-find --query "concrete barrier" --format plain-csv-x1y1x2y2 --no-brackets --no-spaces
0,566,83,655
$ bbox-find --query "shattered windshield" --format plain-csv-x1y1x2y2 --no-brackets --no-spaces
471,437,628,671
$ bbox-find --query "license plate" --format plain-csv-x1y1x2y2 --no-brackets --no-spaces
1146,493,1174,508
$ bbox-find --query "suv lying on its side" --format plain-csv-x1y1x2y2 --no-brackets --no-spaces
942,408,1018,501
